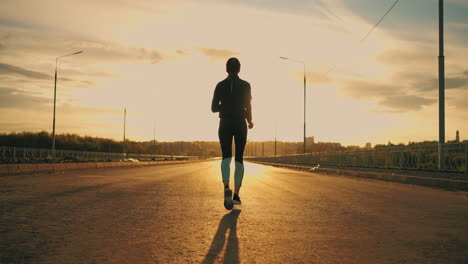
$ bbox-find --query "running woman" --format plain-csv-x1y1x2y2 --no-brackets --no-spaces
211,57,254,210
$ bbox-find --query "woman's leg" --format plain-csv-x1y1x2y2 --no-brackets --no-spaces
233,120,247,195
219,119,233,186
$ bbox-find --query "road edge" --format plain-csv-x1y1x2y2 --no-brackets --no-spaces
248,161,468,192
0,159,213,177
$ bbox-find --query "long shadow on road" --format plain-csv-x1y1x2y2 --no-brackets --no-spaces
202,209,241,264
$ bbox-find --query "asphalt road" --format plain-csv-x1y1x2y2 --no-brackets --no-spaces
1,161,468,264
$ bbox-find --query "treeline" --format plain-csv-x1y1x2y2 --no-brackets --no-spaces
1,131,464,157
0,132,350,157
0,131,125,153
0,131,221,156
244,140,346,156
374,140,465,149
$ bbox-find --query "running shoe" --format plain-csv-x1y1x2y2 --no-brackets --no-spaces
224,188,233,210
233,193,242,205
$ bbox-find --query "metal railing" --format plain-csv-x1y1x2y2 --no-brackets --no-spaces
247,142,468,174
0,146,202,164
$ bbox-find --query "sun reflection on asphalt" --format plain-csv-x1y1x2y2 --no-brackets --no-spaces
244,162,272,177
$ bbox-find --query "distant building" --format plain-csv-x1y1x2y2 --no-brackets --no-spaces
456,130,460,143
365,143,372,149
346,145,360,151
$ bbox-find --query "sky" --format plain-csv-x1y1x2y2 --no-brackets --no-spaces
0,0,467,146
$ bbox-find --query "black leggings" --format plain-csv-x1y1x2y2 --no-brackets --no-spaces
218,118,247,163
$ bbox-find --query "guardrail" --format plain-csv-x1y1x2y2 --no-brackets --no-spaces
247,142,468,174
0,146,202,164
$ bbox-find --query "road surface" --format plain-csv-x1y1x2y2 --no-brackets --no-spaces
1,161,468,263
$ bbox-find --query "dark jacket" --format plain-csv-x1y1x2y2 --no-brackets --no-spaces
211,75,252,122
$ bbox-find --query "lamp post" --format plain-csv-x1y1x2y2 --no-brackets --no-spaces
52,51,83,159
438,0,445,170
154,120,156,145
123,108,127,155
274,120,277,157
280,56,307,154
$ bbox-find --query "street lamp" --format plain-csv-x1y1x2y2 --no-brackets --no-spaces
52,50,83,159
438,0,445,170
123,107,127,155
280,56,307,154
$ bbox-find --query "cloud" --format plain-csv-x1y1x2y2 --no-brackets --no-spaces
400,71,468,92
446,76,468,89
0,63,82,86
448,0,468,6
58,102,121,115
139,48,164,64
208,0,341,22
380,95,436,111
376,48,434,67
0,86,119,114
198,48,240,62
338,65,468,113
62,40,165,64
0,28,167,66
370,44,468,96
304,71,331,84
340,80,395,100
79,80,94,88
448,22,468,31
58,68,120,79
339,79,436,112
449,91,468,112
0,63,51,80
0,87,50,109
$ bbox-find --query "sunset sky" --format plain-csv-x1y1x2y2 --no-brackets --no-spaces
1,0,467,146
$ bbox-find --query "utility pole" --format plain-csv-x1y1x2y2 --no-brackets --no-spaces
280,57,307,154
262,142,265,157
303,63,306,154
275,137,277,156
51,50,83,160
153,120,156,145
123,108,126,155
438,0,445,170
274,123,277,157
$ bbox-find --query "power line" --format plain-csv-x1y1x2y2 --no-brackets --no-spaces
324,0,401,76
360,0,401,43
